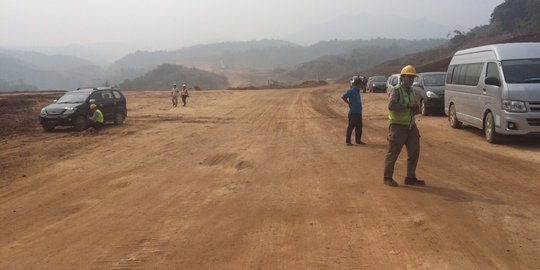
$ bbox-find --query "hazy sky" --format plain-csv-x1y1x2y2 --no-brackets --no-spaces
1,0,504,57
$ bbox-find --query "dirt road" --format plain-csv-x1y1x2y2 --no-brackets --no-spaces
1,86,539,269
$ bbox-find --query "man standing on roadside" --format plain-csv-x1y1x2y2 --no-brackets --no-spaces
171,83,179,107
342,77,365,145
383,65,425,187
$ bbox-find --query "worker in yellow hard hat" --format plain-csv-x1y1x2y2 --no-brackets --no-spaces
88,103,104,130
383,65,425,187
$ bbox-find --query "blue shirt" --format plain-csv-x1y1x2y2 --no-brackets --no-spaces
342,86,363,115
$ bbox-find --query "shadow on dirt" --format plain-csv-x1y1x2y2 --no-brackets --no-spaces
402,184,503,205
457,126,540,150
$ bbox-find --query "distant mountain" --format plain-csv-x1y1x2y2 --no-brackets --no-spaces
0,49,107,91
286,13,453,45
286,38,447,80
109,39,300,72
109,38,446,78
0,49,97,70
119,64,228,90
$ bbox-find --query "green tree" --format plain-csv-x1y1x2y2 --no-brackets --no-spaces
491,0,540,34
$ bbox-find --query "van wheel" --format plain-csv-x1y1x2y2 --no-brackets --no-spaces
114,112,125,125
484,112,502,144
74,116,87,131
449,104,462,128
420,100,428,116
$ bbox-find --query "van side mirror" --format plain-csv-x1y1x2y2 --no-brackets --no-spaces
485,77,501,87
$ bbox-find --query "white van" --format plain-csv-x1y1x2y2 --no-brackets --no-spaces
444,42,540,143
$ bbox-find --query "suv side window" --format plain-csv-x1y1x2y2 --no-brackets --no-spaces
102,91,114,101
89,92,103,103
112,91,122,99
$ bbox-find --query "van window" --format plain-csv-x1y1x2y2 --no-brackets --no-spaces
448,63,483,86
455,65,465,84
486,62,500,80
502,59,540,83
464,63,483,85
446,65,455,84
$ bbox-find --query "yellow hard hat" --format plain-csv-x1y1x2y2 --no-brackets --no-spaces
400,65,417,76
90,104,97,109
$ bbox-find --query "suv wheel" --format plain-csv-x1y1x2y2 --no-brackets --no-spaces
74,115,87,131
42,124,55,132
114,112,125,125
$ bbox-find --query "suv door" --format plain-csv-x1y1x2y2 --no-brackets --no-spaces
112,90,126,115
100,90,116,121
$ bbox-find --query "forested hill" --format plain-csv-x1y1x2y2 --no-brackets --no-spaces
119,64,228,90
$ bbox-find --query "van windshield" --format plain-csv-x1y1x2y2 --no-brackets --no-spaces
56,92,89,104
502,59,540,83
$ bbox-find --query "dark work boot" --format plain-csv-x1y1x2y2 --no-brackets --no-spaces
384,177,398,187
404,177,426,186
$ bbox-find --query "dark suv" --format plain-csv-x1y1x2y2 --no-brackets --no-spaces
39,87,127,131
412,72,446,115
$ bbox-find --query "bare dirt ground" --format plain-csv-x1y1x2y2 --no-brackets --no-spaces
1,86,539,269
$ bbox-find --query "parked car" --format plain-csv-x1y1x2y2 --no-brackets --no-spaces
386,74,400,93
412,72,446,115
39,87,127,131
367,76,387,93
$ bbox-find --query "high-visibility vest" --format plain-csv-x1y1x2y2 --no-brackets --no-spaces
388,84,415,126
95,109,104,123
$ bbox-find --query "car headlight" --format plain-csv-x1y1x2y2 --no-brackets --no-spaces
39,108,47,117
63,107,78,115
426,91,439,98
502,100,527,112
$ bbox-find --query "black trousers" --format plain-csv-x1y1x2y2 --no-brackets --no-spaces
346,113,363,144
182,96,187,106
92,122,103,131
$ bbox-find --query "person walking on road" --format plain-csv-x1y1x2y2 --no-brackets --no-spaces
383,65,425,187
88,103,104,131
181,84,189,107
171,83,180,107
342,77,365,145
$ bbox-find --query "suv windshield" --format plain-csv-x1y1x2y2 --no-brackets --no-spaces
502,59,540,83
373,76,386,82
56,92,90,104
423,74,446,86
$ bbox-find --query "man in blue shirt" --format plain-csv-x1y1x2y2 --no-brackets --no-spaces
342,77,365,145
